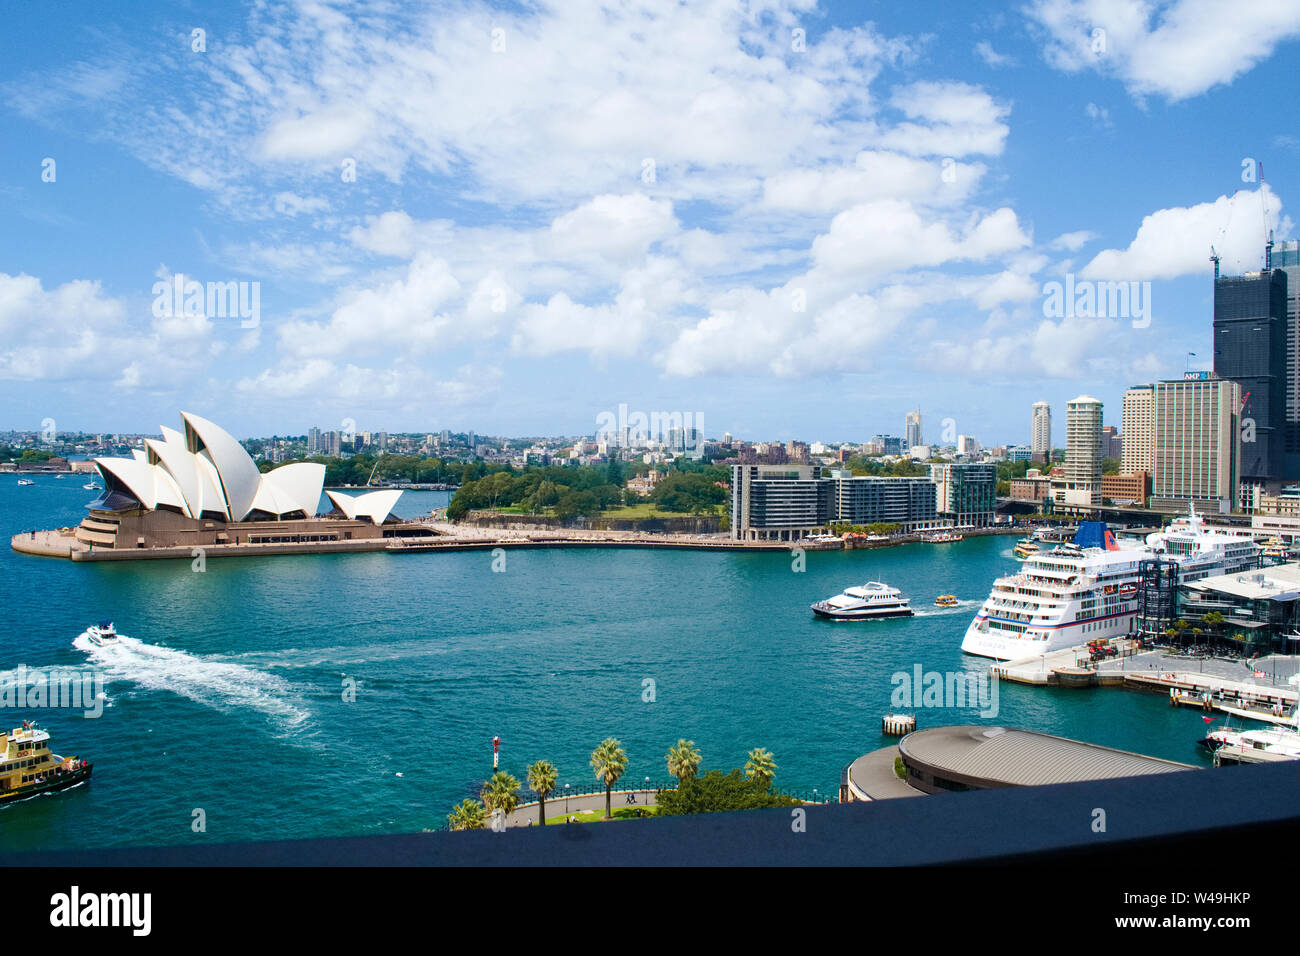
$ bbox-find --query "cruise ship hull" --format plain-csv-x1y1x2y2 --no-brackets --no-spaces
960,614,1133,660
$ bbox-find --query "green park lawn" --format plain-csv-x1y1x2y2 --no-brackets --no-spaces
541,806,658,825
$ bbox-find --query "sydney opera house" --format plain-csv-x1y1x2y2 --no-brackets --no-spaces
73,412,414,552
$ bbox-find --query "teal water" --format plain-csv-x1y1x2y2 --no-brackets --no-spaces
0,476,1215,851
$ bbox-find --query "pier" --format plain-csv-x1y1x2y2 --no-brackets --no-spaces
990,642,1299,723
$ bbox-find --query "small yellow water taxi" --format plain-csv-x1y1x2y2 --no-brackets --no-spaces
934,594,959,607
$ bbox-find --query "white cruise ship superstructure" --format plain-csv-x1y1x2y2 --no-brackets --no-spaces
962,512,1260,661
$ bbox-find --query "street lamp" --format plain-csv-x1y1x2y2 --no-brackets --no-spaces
564,783,571,813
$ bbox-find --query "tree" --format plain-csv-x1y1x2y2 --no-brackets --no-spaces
447,798,486,830
590,738,628,820
744,747,778,789
665,739,702,786
656,769,801,816
526,760,558,827
480,770,522,823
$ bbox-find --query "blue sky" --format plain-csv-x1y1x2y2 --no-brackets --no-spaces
1,0,1298,448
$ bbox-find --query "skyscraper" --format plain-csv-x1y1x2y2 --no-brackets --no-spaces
1121,385,1155,478
905,409,922,450
1150,375,1240,513
1273,239,1300,475
1213,265,1287,490
1031,401,1051,460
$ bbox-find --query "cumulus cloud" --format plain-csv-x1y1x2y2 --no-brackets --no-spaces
1081,185,1289,280
1026,0,1300,102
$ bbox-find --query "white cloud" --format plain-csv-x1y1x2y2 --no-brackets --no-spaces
809,200,1031,278
545,194,678,263
974,41,1016,68
1026,0,1300,101
278,254,470,358
1081,185,1290,280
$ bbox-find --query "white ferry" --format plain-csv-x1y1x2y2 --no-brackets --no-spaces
812,582,913,620
961,511,1261,661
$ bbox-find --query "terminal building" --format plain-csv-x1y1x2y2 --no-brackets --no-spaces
1176,562,1300,655
842,726,1192,802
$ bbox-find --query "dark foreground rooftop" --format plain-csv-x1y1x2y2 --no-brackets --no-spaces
2,759,1296,867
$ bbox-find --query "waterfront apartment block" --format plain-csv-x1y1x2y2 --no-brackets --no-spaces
929,463,996,527
1213,267,1288,491
1121,385,1155,478
835,475,939,531
1150,376,1240,514
729,465,939,540
730,464,829,540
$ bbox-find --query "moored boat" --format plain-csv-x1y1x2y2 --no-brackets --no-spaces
0,722,92,804
16,478,34,486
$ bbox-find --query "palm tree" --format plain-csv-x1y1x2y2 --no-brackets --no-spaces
480,770,522,823
590,738,628,820
744,747,778,789
447,798,486,831
665,739,702,786
527,760,558,826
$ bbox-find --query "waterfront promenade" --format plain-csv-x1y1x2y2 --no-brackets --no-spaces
12,518,1023,561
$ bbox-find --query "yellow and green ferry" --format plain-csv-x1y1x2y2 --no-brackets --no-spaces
0,722,92,804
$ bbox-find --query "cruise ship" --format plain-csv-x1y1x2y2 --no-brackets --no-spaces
961,512,1260,661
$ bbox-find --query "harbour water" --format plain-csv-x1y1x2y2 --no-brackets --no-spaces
0,477,1214,851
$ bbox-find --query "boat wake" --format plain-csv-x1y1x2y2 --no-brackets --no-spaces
72,634,310,729
912,599,982,617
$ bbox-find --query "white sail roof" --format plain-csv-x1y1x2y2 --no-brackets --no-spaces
181,411,262,522
91,413,335,522
326,489,402,524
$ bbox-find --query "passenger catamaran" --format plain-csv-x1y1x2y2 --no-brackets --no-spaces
962,509,1260,661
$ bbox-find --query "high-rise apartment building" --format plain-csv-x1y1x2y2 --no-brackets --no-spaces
1213,266,1287,490
1150,375,1240,513
1051,396,1102,511
1031,401,1051,460
1121,385,1155,477
904,409,923,450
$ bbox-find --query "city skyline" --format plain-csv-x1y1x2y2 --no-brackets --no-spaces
3,1,1299,444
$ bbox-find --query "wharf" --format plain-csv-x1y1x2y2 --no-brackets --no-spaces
989,643,1299,723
